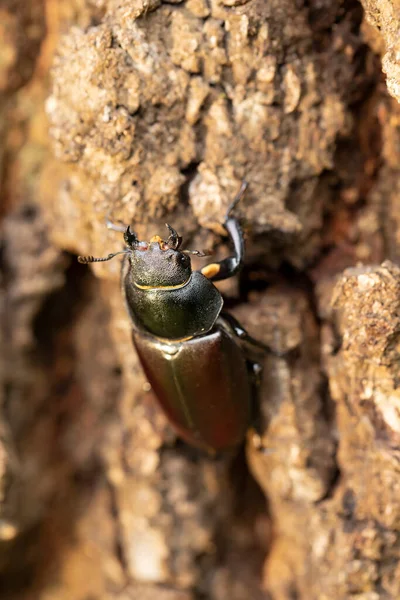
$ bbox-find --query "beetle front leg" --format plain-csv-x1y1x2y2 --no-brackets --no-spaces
200,183,247,282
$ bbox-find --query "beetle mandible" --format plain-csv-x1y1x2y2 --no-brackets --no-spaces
78,182,269,453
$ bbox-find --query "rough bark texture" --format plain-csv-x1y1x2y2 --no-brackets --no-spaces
2,0,400,599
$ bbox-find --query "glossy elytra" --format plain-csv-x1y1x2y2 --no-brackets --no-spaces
78,182,269,452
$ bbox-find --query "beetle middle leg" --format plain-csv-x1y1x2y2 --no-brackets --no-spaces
218,313,271,450
219,311,272,357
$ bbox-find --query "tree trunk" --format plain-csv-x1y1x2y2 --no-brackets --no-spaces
1,0,400,598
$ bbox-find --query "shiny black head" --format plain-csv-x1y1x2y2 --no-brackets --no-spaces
77,222,210,279
125,224,192,288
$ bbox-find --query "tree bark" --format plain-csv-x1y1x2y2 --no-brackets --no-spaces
1,0,400,599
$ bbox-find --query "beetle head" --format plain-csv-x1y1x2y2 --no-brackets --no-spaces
77,222,210,278
127,224,192,288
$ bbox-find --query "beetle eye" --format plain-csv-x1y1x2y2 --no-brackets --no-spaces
174,253,187,266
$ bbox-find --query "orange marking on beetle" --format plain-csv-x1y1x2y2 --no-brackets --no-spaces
201,263,220,278
150,235,163,244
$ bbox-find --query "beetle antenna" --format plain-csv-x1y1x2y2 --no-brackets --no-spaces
78,250,130,264
182,249,212,257
165,223,182,250
225,180,248,219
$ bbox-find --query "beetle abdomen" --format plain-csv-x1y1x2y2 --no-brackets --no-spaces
132,322,251,452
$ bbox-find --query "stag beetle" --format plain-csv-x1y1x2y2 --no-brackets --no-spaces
78,182,269,452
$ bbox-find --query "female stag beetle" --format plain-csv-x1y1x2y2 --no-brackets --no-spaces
78,182,269,452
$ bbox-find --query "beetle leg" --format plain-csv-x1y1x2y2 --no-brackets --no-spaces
219,312,271,360
220,311,290,360
247,360,267,441
201,216,245,281
219,313,277,452
246,357,277,454
240,352,270,452
202,216,244,281
225,181,248,220
200,184,248,282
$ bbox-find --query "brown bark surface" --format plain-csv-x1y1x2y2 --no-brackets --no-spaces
2,0,400,599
